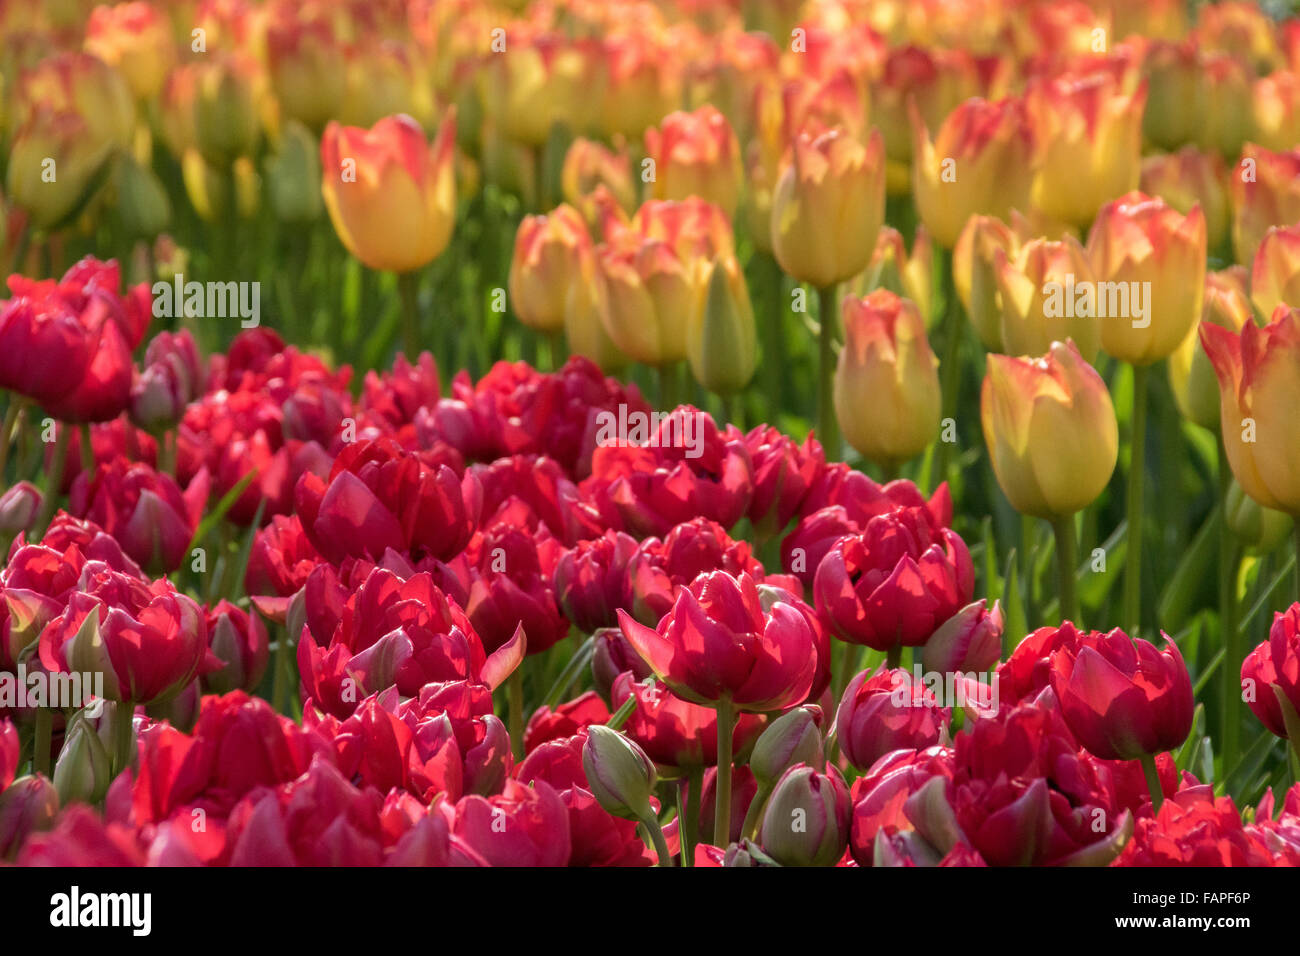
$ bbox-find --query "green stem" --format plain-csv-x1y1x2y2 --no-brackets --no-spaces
606,690,639,731
78,425,94,479
1051,513,1080,625
1219,436,1241,771
0,397,24,481
508,669,525,761
934,251,962,483
397,270,422,360
816,285,840,459
111,701,135,776
272,625,292,716
640,811,674,867
1139,752,1164,814
679,771,702,866
738,779,773,843
886,643,902,670
35,423,70,537
33,707,52,777
757,251,786,418
1123,363,1149,636
713,697,735,848
656,362,687,411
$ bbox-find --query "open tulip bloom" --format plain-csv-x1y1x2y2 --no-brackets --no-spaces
2,0,1300,892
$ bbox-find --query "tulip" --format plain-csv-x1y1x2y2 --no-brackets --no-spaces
687,254,757,396
982,341,1117,622
478,27,594,148
1201,307,1300,516
563,245,628,373
1252,70,1300,153
921,599,1005,674
14,52,135,154
582,725,658,820
758,764,851,867
953,213,1032,351
451,778,571,867
1224,480,1293,554
1026,72,1145,230
748,706,824,791
508,204,590,335
992,235,1101,363
1140,147,1231,254
913,96,1035,249
1169,267,1254,431
192,53,261,165
813,508,973,658
847,226,934,326
1195,54,1255,160
1049,629,1194,809
52,712,111,806
1241,604,1300,765
0,775,59,862
266,14,346,132
84,2,176,102
561,138,637,229
597,32,682,142
833,290,940,470
645,105,743,220
266,120,323,224
0,482,41,537
5,109,113,231
523,693,609,753
835,667,947,772
1231,144,1300,267
203,600,270,694
1250,224,1300,319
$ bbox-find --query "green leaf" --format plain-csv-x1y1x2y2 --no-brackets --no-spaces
1001,547,1027,658
186,469,258,554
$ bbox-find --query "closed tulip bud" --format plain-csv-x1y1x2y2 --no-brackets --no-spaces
771,127,885,288
1225,480,1294,554
0,775,59,861
52,713,111,806
1087,192,1207,365
1252,71,1300,152
749,705,824,788
913,96,1034,249
1251,225,1300,319
6,110,112,230
266,15,346,132
721,839,780,867
759,764,851,867
922,598,1004,673
84,2,176,102
266,120,323,224
114,153,171,239
1231,145,1300,267
509,205,590,334
981,340,1118,519
1169,267,1254,430
1195,54,1254,159
1141,41,1201,151
0,481,41,537
953,213,1031,351
688,254,757,395
193,53,261,165
646,105,743,219
834,290,940,469
1028,72,1146,229
204,600,269,694
581,725,657,821
320,111,457,274
993,235,1101,362
1201,306,1300,514
848,226,934,326
1140,147,1231,254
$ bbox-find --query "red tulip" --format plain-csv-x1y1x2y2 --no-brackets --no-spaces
450,777,571,866
1115,785,1300,866
553,530,638,633
523,692,609,753
202,600,269,694
0,719,17,791
1049,630,1194,761
835,667,948,772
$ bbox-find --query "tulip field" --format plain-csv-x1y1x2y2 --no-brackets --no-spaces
5,0,1300,884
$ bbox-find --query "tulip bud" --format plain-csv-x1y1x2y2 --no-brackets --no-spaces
913,97,1034,248
953,214,1029,351
0,481,41,537
0,775,59,861
921,599,1004,673
53,712,111,806
981,341,1118,519
6,110,112,230
1194,54,1253,159
1169,267,1254,430
758,764,851,867
848,226,934,326
749,706,824,788
646,105,743,219
561,137,636,229
1087,192,1207,366
1225,480,1294,554
193,53,261,165
266,15,346,132
1231,145,1300,268
1141,41,1200,151
1251,225,1300,319
85,2,176,102
993,235,1101,362
582,725,657,821
722,839,780,867
1027,72,1145,229
1252,70,1300,153
204,600,270,694
687,255,757,395
771,127,885,287
1139,147,1231,254
266,120,323,224
834,290,940,469
591,628,652,702
509,205,590,334
114,152,171,239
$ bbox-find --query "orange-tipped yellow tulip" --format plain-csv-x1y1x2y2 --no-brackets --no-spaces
1201,306,1300,514
981,340,1119,519
1170,267,1255,430
1252,70,1300,153
320,111,457,274
834,290,941,468
771,127,885,288
645,105,743,220
266,14,347,132
1086,191,1207,365
1231,144,1300,267
847,226,934,326
14,51,135,153
508,204,590,334
564,243,627,373
993,235,1101,362
1139,147,1231,254
1251,224,1300,319
192,53,262,165
6,109,112,230
913,96,1035,249
1027,71,1146,230
478,26,596,147
84,2,176,102
953,213,1034,351
561,137,636,230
